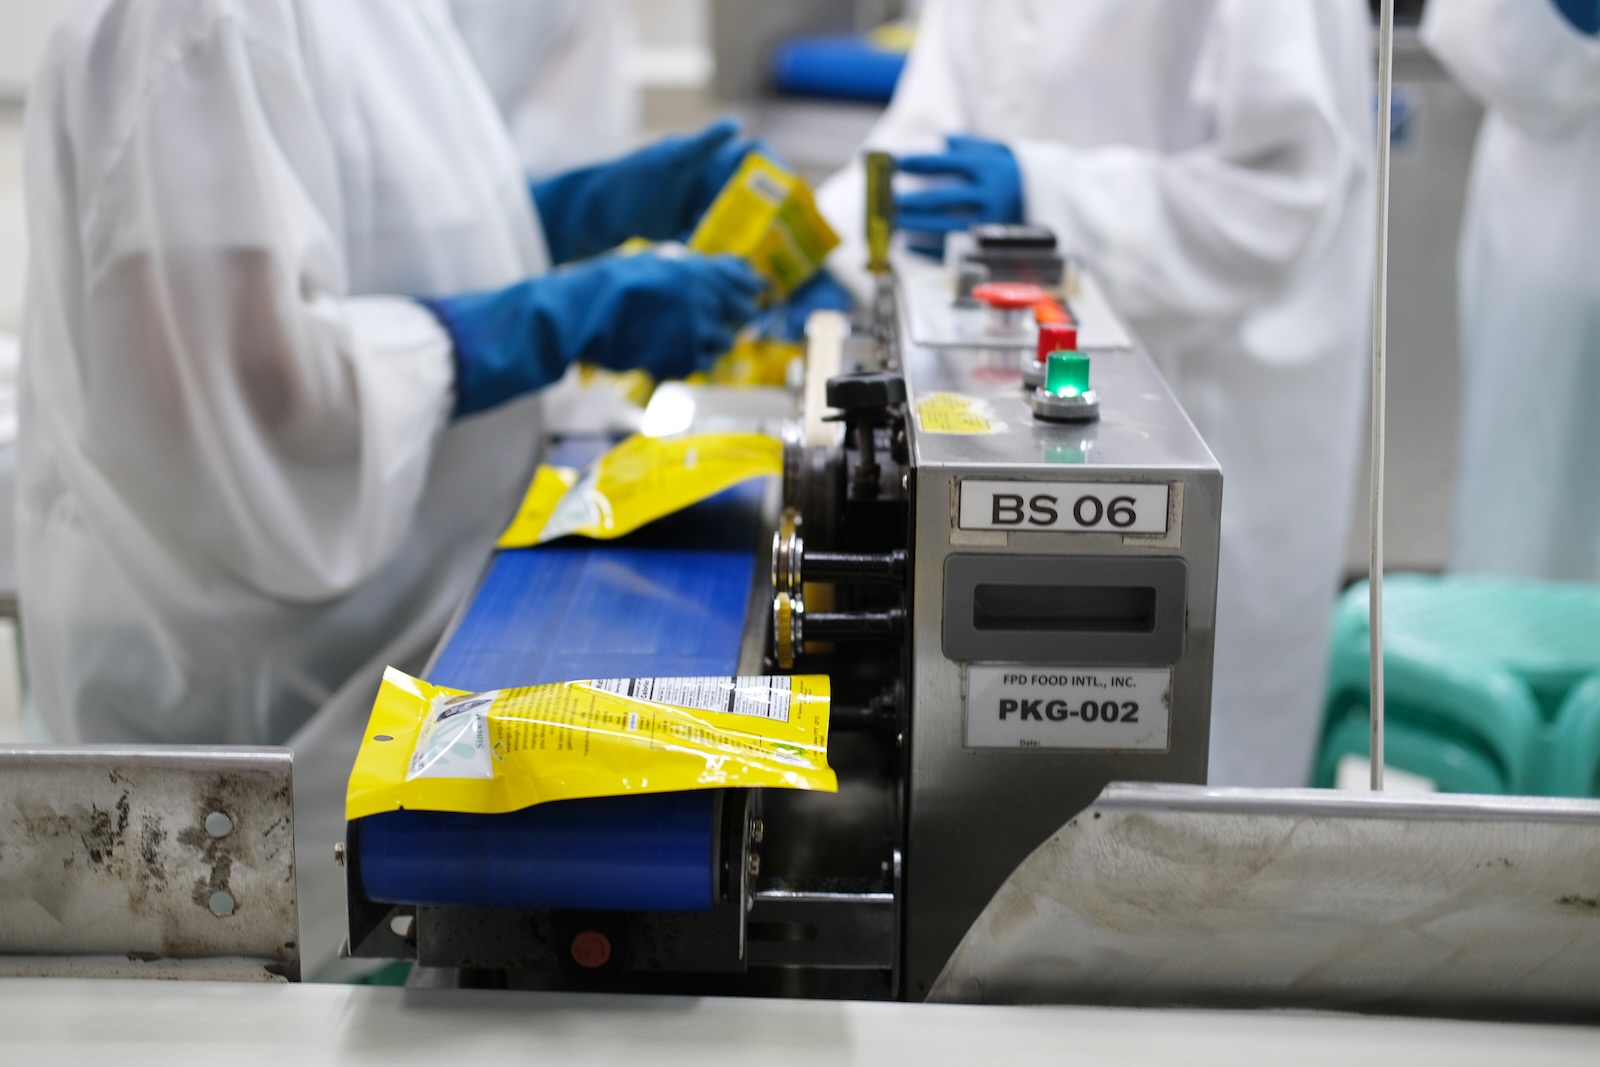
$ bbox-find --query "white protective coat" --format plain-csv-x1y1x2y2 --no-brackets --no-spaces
818,0,1375,786
19,0,549,972
450,0,639,178
1424,0,1600,579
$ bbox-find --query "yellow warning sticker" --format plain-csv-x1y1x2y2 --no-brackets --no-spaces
916,393,1006,435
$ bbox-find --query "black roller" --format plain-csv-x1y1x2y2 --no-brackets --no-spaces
805,608,906,642
803,549,907,585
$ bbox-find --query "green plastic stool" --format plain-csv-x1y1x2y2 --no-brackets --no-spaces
1353,575,1600,716
1316,575,1600,794
1316,715,1507,795
1547,672,1600,798
1318,623,1542,793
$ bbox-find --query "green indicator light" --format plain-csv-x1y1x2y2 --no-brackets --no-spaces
1045,351,1090,398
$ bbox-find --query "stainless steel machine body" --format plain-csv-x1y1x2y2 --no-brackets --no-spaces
889,259,1221,996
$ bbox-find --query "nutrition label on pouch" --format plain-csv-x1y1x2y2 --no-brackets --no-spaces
590,676,794,722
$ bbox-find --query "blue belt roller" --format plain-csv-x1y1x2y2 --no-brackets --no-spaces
356,438,768,913
771,35,908,103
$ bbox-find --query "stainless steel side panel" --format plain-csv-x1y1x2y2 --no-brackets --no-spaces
934,784,1600,1021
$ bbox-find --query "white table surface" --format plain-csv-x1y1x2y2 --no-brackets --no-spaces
1,979,1595,1067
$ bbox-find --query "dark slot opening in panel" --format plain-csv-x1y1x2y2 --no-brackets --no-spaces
971,584,1157,634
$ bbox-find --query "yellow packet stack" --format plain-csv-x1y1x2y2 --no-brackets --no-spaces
688,334,804,388
689,153,840,300
575,364,656,408
346,667,835,820
497,431,781,548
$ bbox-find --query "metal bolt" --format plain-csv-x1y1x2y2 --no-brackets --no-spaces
747,853,761,879
204,811,233,839
208,889,236,918
750,819,765,845
334,842,345,867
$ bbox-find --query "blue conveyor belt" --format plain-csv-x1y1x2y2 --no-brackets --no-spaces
357,438,767,914
427,540,757,690
429,438,768,690
358,791,719,912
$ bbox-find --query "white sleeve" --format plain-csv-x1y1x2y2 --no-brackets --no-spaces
816,0,973,303
78,22,455,603
451,0,638,176
1422,0,1600,136
1013,0,1369,326
508,0,637,176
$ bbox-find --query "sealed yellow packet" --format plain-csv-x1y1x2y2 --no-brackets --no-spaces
346,667,835,820
690,152,840,300
498,431,781,548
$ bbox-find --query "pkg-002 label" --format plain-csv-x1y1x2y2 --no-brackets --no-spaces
965,666,1171,750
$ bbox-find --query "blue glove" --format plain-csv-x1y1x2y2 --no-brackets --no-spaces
531,118,768,265
756,272,855,341
895,134,1024,253
1553,0,1600,34
420,253,766,417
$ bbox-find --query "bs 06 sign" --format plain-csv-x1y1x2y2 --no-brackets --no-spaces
959,481,1169,534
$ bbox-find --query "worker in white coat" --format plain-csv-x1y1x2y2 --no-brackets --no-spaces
19,0,764,974
818,0,1375,786
1424,0,1600,579
450,0,639,178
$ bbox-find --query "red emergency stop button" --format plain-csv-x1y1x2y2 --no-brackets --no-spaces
570,930,613,969
971,281,1051,310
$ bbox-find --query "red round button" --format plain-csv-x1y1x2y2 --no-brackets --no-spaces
570,930,613,969
1036,322,1080,365
971,281,1051,310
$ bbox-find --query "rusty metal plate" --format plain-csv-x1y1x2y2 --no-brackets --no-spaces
0,745,298,981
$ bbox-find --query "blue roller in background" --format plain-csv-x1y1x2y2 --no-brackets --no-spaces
771,35,907,104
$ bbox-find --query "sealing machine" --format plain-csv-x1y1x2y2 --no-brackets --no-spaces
342,184,1225,1000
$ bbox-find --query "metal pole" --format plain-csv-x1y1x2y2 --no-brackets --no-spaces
1369,0,1395,792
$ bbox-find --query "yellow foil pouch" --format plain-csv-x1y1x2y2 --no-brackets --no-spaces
346,667,835,820
689,153,840,300
497,432,781,548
